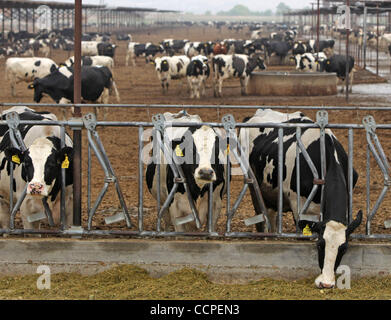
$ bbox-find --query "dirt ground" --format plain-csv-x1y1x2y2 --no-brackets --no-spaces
1,26,391,237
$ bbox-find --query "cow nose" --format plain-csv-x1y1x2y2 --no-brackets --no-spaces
198,168,214,180
28,182,44,195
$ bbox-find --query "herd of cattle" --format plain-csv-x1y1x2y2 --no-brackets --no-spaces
0,105,362,289
0,24,379,289
0,26,358,113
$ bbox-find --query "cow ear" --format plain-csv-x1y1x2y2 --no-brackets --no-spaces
346,210,363,236
4,148,24,165
57,147,73,169
298,220,321,234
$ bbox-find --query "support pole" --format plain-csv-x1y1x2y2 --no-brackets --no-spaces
363,6,367,69
346,0,350,101
73,0,82,228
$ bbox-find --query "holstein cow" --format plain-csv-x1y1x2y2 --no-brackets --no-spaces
81,41,117,58
5,57,58,97
28,65,120,120
125,42,140,66
146,111,226,232
239,109,362,289
186,55,210,99
153,55,190,94
291,52,327,72
318,54,355,93
212,54,266,97
0,106,74,229
64,55,115,73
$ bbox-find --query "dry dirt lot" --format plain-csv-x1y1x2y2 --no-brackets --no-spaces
0,26,390,237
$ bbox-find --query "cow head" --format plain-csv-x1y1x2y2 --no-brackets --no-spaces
299,210,362,289
154,58,169,73
5,137,73,198
168,125,223,189
28,66,71,103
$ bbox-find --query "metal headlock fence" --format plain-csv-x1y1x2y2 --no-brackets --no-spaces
0,103,391,241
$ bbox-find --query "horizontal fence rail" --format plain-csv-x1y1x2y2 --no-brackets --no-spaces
0,104,390,241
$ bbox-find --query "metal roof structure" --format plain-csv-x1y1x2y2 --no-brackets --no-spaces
0,0,103,9
286,0,391,15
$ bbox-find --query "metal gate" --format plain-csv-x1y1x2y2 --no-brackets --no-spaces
0,103,390,240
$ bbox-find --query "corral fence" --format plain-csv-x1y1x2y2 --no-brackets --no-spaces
0,103,391,241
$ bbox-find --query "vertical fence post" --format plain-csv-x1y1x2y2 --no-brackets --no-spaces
73,0,82,229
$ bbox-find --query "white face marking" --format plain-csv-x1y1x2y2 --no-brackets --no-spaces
192,126,217,188
315,221,347,288
27,137,56,197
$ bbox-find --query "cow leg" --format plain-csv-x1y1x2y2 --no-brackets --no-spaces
0,199,10,230
10,83,15,97
240,77,248,96
349,71,354,93
201,78,206,97
188,79,194,98
62,107,67,120
218,78,223,97
267,209,278,233
170,193,197,232
20,199,42,234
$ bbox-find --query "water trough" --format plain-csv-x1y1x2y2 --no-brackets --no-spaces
248,71,338,96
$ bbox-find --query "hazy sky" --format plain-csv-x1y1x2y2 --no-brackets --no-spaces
33,0,312,14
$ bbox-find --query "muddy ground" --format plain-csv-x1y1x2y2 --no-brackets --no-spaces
0,26,391,237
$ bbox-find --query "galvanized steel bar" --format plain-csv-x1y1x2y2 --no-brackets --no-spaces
295,127,301,231
277,128,283,234
348,128,354,224
138,126,144,232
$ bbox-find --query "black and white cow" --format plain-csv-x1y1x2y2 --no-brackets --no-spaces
125,42,140,66
212,54,266,97
146,111,226,232
318,54,355,93
5,57,58,97
64,55,115,73
162,39,189,55
184,42,214,58
291,52,327,72
28,65,120,120
239,109,362,289
266,40,293,64
153,55,190,94
0,106,73,229
186,55,210,99
81,41,117,58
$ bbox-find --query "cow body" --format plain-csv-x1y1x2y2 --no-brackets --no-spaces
146,111,226,232
154,55,190,94
240,109,362,289
5,57,58,96
0,107,73,230
186,55,210,99
29,65,120,120
65,55,115,72
318,54,355,93
212,54,266,97
81,41,117,58
292,52,327,72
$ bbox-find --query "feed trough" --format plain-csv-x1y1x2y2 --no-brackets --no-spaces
248,71,337,96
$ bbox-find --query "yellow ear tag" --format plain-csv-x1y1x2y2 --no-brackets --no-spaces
62,154,69,169
175,145,184,157
327,61,330,64
303,224,312,236
12,155,20,165
226,144,230,155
